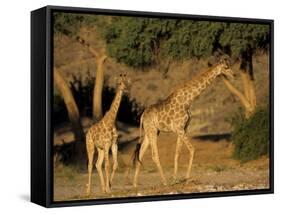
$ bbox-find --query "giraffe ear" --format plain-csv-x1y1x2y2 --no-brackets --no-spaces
207,61,213,67
114,76,118,83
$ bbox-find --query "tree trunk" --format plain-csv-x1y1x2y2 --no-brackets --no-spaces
222,78,254,118
54,68,85,160
240,48,256,118
93,55,107,120
76,36,107,121
222,48,257,119
241,72,256,118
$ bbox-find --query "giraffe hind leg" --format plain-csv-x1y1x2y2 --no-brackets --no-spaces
150,131,167,186
96,148,106,193
133,135,150,188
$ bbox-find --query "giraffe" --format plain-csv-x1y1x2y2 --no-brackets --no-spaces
85,74,130,195
133,58,234,188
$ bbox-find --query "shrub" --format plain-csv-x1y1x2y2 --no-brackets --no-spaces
232,106,270,162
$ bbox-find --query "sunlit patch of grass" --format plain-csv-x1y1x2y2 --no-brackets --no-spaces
54,164,81,181
145,166,157,173
210,164,232,173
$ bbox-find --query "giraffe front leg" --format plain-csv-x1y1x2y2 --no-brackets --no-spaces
86,146,95,196
182,136,195,181
86,135,95,196
173,136,183,179
110,142,118,186
96,149,106,193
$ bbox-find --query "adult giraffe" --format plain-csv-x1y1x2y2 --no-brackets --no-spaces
133,58,235,188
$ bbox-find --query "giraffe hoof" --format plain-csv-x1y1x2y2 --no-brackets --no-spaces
133,182,137,188
86,186,91,196
184,177,194,184
85,190,91,197
133,186,139,194
105,187,111,193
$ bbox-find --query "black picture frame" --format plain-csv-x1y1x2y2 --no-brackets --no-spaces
31,5,274,208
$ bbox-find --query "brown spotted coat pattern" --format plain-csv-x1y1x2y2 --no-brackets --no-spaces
133,59,234,187
85,75,128,195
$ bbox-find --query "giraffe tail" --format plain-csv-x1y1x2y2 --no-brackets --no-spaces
138,112,144,144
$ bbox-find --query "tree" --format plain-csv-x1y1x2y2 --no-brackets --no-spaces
219,23,269,118
54,12,108,120
104,18,224,66
104,17,270,118
105,17,174,68
75,37,107,120
54,68,84,159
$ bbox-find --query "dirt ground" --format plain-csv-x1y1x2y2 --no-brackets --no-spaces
53,131,269,201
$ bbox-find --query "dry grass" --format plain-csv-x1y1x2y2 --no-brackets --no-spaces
53,132,269,201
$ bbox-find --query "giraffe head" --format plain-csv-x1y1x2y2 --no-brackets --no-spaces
116,73,131,92
217,57,235,79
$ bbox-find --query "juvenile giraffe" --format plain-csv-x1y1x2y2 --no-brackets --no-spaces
133,58,234,188
86,74,130,195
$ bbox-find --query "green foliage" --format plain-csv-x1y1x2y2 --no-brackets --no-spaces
53,12,270,69
104,17,176,67
53,12,98,36
104,17,270,68
104,18,223,67
232,106,270,162
162,21,225,59
219,23,270,57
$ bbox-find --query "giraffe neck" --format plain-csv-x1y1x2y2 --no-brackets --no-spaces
183,65,220,104
104,85,124,124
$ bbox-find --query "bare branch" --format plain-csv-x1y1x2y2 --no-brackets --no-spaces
76,36,99,58
222,77,252,111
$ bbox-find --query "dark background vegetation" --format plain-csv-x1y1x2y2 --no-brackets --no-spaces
232,106,269,162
